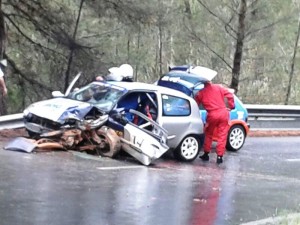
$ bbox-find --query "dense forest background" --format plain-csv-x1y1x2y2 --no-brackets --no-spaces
0,0,300,114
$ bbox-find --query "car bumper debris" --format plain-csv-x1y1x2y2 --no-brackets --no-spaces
6,110,169,166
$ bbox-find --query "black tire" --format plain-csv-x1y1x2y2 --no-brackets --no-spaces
226,125,246,151
174,135,200,162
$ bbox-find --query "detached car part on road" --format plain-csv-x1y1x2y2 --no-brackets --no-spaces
22,76,204,165
157,65,250,151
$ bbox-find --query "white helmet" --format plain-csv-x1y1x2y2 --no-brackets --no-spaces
0,59,7,67
106,67,123,81
119,64,133,78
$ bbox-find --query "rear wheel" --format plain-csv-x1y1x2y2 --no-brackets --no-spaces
226,125,245,151
174,135,200,162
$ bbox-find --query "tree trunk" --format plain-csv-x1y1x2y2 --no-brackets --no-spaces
184,0,192,20
285,13,300,105
64,0,84,92
127,33,130,62
0,0,7,115
158,23,163,75
134,27,141,81
230,0,247,93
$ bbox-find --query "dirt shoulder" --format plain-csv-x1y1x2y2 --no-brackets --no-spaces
248,130,300,137
0,128,300,142
0,128,28,141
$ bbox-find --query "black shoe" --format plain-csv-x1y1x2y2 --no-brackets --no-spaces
199,152,209,161
216,156,223,164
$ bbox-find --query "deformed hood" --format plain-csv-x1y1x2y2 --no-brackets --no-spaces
24,97,93,123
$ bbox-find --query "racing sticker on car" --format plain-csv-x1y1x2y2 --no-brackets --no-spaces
237,111,244,120
161,76,181,83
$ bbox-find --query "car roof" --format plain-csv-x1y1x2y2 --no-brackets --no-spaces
98,81,193,99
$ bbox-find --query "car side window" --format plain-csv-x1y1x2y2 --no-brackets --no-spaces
116,92,158,124
162,94,191,116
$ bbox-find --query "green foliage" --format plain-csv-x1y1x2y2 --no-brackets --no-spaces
0,0,300,114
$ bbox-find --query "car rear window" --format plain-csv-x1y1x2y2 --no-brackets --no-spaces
162,72,201,85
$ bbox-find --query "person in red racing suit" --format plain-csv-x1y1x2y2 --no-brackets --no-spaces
194,81,235,164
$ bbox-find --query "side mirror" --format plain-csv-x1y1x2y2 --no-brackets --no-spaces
52,91,64,98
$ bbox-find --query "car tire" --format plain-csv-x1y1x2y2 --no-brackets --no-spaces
174,135,200,162
226,125,245,151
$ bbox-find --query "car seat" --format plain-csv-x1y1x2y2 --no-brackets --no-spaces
116,93,140,122
133,97,157,127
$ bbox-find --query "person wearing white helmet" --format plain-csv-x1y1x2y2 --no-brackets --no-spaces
119,63,134,82
106,66,124,81
0,59,7,96
96,64,134,82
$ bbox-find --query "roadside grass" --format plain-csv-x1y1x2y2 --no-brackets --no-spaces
276,211,300,225
241,211,300,225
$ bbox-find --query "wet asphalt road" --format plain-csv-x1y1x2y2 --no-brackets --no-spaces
0,136,300,225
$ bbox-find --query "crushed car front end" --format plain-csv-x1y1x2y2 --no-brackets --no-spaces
23,82,125,137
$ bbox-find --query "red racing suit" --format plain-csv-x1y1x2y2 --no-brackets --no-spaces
194,82,235,156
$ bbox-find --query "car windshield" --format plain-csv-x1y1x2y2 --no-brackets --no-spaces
67,82,126,112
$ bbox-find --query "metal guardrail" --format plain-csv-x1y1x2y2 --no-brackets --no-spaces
244,104,300,118
244,104,300,130
0,105,300,131
0,113,24,130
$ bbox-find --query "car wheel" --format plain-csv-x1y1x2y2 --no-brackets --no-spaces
226,125,245,151
174,135,200,162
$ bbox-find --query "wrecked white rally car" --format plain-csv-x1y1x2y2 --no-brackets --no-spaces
12,73,204,165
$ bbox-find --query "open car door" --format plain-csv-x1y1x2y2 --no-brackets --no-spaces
52,72,82,98
65,72,82,96
120,109,169,166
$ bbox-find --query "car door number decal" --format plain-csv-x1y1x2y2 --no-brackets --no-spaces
133,136,144,148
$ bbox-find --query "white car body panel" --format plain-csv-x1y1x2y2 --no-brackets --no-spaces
121,124,169,166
